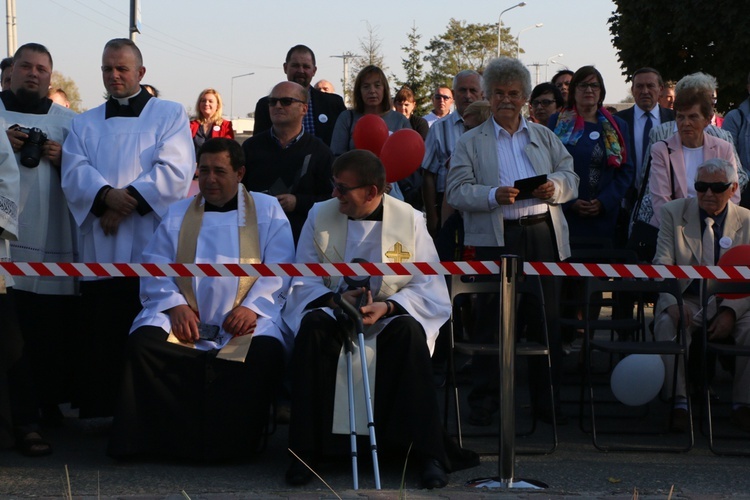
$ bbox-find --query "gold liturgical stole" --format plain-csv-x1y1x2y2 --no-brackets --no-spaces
167,186,260,362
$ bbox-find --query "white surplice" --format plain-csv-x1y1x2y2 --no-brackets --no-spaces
0,120,19,289
0,103,76,294
61,98,194,269
131,191,296,353
283,200,450,355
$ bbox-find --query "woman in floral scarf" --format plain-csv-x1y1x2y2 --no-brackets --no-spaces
549,66,634,247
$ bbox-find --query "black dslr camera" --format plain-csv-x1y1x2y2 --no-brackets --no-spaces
10,125,48,168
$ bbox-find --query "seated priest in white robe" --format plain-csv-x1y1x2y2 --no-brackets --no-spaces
107,138,295,461
283,150,476,490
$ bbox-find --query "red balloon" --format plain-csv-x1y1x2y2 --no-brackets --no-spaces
352,114,390,156
717,244,750,298
380,129,425,183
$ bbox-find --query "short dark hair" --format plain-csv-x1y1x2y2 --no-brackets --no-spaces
632,67,664,87
13,43,53,69
568,66,606,108
142,84,159,98
551,69,573,85
353,65,391,114
285,45,316,66
530,82,564,108
332,150,386,193
104,38,143,67
197,138,245,171
0,57,13,71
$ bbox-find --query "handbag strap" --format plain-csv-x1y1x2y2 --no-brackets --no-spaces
633,139,670,221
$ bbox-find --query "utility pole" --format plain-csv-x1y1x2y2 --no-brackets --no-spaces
5,0,16,57
331,52,358,107
129,0,141,42
527,63,544,86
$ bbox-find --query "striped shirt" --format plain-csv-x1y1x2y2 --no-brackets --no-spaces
420,112,464,193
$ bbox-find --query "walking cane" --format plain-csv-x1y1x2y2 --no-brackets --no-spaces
333,293,382,490
332,305,360,490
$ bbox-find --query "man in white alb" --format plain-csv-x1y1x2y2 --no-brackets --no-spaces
61,38,194,418
108,138,295,460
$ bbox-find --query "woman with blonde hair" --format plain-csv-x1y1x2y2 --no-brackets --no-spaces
190,88,234,156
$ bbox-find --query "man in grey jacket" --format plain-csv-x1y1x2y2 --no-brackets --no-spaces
446,56,578,426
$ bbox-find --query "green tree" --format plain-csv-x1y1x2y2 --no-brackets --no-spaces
609,0,750,112
423,18,516,94
50,71,84,113
394,22,429,115
348,22,388,102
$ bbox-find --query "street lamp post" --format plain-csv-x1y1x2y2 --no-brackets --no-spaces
545,53,563,81
230,72,254,119
516,23,543,60
497,2,526,58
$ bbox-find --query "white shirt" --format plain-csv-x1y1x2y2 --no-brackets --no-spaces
489,116,548,220
634,105,663,174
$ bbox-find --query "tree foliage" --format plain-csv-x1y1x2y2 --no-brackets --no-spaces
348,22,388,101
423,18,516,94
394,22,429,115
50,71,84,113
609,0,750,112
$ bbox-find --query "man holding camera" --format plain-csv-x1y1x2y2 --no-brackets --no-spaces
0,42,77,434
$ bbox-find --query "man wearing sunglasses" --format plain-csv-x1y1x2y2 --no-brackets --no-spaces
423,86,454,127
253,45,345,147
654,158,750,433
242,81,333,243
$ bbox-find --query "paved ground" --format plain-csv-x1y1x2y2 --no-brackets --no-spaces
3,305,750,499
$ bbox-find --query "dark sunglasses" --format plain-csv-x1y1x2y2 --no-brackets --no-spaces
268,97,305,107
331,179,368,195
434,94,452,101
694,181,732,193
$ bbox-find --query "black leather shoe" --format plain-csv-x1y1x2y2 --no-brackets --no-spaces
670,408,689,433
421,458,448,489
285,459,314,486
468,408,492,426
731,406,750,433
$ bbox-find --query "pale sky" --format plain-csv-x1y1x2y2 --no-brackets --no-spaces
7,0,629,117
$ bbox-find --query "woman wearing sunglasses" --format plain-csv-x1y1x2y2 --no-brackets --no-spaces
649,86,739,226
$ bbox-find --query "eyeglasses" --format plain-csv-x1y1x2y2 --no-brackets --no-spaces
531,98,556,107
577,82,601,91
493,91,524,102
331,179,368,195
694,181,732,193
434,94,452,101
268,97,305,107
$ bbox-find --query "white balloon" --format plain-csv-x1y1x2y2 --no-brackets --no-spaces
610,354,665,406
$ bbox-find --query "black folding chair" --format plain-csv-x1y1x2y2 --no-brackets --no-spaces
581,277,693,452
700,279,750,456
444,273,557,455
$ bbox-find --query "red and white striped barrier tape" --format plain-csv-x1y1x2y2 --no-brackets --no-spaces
2,261,750,280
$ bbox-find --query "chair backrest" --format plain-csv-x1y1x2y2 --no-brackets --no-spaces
449,275,501,300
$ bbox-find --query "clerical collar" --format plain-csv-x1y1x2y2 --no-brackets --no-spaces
105,87,153,119
204,192,238,212
350,199,384,221
0,90,52,114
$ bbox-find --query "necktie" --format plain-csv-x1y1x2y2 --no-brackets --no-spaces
642,112,653,166
702,217,715,266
